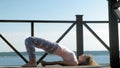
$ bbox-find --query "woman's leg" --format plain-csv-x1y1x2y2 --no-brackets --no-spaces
23,37,37,66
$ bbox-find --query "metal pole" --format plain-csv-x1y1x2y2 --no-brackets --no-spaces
76,15,84,58
31,22,34,36
108,0,119,67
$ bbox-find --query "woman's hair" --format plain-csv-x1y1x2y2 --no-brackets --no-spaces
78,54,98,66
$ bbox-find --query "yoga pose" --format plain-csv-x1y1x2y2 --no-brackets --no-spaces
23,37,98,67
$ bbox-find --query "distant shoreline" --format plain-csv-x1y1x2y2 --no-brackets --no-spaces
0,50,109,53
0,50,111,56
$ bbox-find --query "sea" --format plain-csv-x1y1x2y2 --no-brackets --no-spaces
0,51,116,66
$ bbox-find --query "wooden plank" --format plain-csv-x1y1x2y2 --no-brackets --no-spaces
108,0,119,67
0,65,110,68
76,15,84,58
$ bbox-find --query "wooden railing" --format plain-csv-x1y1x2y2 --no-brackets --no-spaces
0,15,111,64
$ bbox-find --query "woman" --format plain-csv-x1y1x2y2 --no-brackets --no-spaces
41,54,98,66
23,37,98,67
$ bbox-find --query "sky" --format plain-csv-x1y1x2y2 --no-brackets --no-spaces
0,0,119,52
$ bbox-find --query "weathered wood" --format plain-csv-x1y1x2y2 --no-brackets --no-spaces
76,15,84,58
108,0,119,67
0,65,110,68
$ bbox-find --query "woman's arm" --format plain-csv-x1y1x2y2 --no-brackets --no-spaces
41,61,70,66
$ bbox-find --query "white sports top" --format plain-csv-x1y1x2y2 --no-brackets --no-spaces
54,44,78,64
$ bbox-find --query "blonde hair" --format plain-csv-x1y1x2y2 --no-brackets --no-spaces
79,54,98,66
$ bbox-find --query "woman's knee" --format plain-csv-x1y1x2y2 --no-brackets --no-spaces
25,37,32,41
25,37,33,45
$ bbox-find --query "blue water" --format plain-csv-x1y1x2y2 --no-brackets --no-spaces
0,51,110,65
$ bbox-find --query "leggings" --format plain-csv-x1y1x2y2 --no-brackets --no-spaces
25,37,59,59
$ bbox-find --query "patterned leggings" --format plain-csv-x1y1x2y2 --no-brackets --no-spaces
25,37,59,59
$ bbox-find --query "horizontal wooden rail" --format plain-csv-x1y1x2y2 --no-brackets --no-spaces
0,20,75,23
0,20,109,23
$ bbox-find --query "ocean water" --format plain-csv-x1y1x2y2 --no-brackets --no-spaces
0,51,110,65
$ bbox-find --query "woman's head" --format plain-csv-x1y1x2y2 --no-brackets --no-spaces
78,54,98,65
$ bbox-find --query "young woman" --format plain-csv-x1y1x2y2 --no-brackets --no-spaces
23,37,98,67
41,54,98,67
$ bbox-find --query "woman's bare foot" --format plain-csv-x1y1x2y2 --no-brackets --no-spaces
22,62,37,67
41,61,46,67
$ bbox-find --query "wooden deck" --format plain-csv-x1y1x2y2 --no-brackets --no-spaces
0,65,110,68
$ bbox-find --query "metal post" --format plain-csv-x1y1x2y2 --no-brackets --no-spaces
76,15,84,58
31,22,34,36
108,0,119,67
